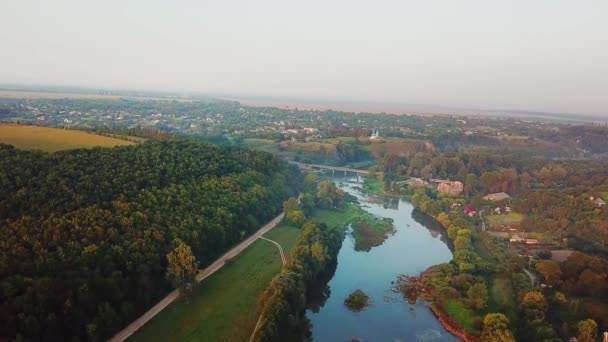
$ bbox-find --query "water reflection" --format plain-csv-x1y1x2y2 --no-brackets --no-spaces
306,176,458,342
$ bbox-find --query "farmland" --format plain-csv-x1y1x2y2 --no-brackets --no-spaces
129,225,300,342
0,124,137,152
485,212,524,227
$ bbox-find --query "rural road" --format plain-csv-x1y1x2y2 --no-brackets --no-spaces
249,237,287,342
108,212,285,342
260,236,286,265
522,267,537,287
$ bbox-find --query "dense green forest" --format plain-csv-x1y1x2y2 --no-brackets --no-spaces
0,141,299,340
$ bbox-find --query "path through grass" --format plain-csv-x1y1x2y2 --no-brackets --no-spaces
130,225,300,342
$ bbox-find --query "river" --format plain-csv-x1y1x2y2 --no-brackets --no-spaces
306,177,459,341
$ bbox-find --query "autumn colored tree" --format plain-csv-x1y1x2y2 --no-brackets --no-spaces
285,210,306,227
166,239,199,289
576,319,597,342
283,197,299,213
535,260,562,287
520,291,547,324
316,180,344,209
467,282,488,310
481,313,514,342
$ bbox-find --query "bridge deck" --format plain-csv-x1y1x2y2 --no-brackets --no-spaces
287,161,371,174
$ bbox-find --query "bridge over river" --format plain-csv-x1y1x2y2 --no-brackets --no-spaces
287,161,376,181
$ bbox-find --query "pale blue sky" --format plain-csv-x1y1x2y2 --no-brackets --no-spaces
1,0,607,115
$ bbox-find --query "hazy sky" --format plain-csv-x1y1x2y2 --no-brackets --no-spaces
1,0,607,115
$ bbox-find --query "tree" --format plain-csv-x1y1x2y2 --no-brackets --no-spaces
520,291,547,324
285,210,306,227
467,282,488,310
316,180,344,209
464,173,477,197
303,173,318,192
535,260,562,287
299,193,315,216
166,239,199,289
437,212,451,227
481,313,514,342
283,197,299,213
577,319,597,342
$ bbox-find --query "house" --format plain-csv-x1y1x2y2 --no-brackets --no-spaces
510,235,524,243
464,206,477,217
404,177,429,187
483,192,511,202
524,239,539,245
591,197,606,207
431,179,464,195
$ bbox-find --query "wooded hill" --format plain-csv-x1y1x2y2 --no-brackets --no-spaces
0,140,300,340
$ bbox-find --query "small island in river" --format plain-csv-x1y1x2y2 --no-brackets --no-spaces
344,289,370,312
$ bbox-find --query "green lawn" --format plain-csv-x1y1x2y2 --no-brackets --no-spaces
362,176,384,195
444,299,477,333
310,204,362,231
489,276,515,313
130,225,300,342
485,212,524,226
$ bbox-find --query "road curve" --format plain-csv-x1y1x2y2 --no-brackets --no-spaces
260,236,286,265
108,212,285,342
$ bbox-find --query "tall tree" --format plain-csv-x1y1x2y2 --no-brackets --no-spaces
576,319,597,342
467,282,489,310
481,313,514,342
535,260,562,287
520,291,547,325
166,239,199,290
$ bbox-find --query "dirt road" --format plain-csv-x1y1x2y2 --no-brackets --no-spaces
108,212,285,342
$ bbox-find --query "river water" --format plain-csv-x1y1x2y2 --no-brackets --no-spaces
306,178,458,342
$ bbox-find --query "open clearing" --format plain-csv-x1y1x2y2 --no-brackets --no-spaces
129,225,300,342
0,124,136,152
485,212,524,226
280,140,337,155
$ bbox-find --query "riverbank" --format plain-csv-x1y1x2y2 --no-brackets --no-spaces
307,177,458,341
429,304,475,342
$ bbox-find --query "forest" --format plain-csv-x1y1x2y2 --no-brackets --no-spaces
0,140,299,341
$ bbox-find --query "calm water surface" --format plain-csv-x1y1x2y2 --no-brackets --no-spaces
307,177,458,342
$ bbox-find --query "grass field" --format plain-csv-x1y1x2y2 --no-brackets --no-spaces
444,299,477,333
244,138,274,147
489,277,515,312
0,124,137,152
279,140,337,155
485,212,524,226
130,225,300,342
362,176,384,195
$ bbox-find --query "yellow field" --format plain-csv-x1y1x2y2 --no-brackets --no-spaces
0,124,137,152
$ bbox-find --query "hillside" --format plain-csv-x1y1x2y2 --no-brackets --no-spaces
0,140,300,341
0,124,137,152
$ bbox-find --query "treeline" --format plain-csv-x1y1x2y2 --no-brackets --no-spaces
250,175,346,341
0,141,299,341
251,221,343,341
